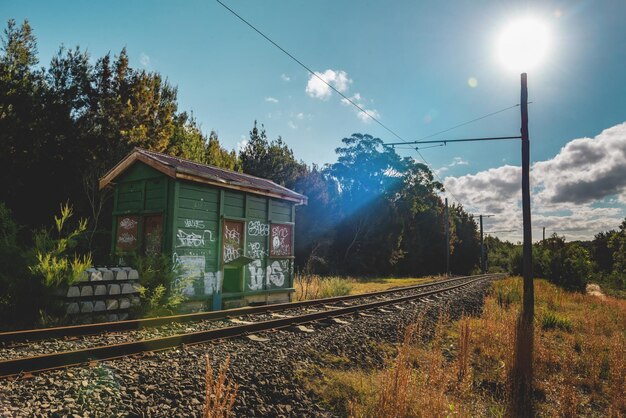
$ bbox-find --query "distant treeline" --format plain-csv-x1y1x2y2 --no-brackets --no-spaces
485,225,626,292
0,19,481,280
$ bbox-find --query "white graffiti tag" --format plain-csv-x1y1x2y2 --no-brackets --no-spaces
247,221,269,237
117,233,137,244
266,260,285,287
224,225,241,242
271,225,291,256
246,259,288,290
247,242,268,259
176,229,215,248
184,219,205,229
223,246,241,263
247,260,264,290
203,271,223,295
119,217,138,230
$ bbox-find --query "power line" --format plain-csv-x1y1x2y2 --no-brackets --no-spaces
385,135,521,147
216,0,521,213
215,0,407,143
415,103,526,142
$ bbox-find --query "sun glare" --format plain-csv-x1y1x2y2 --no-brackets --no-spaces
497,18,551,72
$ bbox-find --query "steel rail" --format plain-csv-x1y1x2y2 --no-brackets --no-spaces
0,274,503,378
0,274,492,344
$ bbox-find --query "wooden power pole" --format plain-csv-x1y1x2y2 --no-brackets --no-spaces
480,215,485,273
445,198,450,277
513,72,534,417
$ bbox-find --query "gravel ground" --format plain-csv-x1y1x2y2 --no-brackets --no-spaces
0,278,493,417
0,276,483,362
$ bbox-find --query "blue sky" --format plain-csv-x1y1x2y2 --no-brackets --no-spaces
3,0,626,241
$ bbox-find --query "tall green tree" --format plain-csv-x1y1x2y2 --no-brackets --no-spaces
240,121,307,188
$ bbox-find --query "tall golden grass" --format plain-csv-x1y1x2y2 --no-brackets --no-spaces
312,278,626,417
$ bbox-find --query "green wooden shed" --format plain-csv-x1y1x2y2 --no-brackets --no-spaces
99,148,307,310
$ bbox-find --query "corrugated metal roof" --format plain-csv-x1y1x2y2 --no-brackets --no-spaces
100,148,307,204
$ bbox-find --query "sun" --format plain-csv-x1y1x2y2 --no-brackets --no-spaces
497,18,551,72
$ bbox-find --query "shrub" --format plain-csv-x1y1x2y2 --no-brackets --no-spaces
29,203,92,287
130,253,192,317
319,277,353,298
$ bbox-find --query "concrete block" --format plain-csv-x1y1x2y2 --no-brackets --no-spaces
118,313,129,321
80,301,94,313
114,269,128,281
107,314,119,322
87,268,102,281
66,286,80,298
107,284,121,295
127,269,139,280
66,302,80,315
80,286,93,297
94,284,107,296
97,268,114,281
131,296,141,306
93,301,106,312
106,299,119,310
121,283,135,294
119,298,131,310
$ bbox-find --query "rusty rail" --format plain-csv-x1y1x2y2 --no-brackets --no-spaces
0,274,504,377
0,274,494,344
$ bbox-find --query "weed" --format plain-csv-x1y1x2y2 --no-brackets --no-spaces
203,354,238,418
540,311,573,332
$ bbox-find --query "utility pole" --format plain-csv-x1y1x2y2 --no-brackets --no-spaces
479,214,494,273
513,72,534,417
480,215,484,273
521,72,533,323
543,227,545,242
445,198,450,277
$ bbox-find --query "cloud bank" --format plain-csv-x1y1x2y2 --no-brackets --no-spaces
443,122,626,241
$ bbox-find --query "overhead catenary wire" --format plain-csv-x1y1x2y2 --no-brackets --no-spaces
215,0,407,144
215,0,522,212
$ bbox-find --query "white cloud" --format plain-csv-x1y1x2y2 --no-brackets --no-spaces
305,69,352,100
357,108,380,123
296,112,305,120
287,121,298,130
340,93,380,123
281,73,291,82
443,122,626,241
139,52,150,68
265,97,279,103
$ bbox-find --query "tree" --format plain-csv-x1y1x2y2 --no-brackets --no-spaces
240,121,307,188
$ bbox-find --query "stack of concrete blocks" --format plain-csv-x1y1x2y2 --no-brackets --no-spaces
65,267,141,323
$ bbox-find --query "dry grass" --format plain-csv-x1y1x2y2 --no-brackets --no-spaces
203,354,238,418
294,273,435,301
307,278,626,417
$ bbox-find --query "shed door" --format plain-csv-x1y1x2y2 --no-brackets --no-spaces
222,220,244,293
143,214,163,256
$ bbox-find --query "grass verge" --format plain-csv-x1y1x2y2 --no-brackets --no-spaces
304,278,626,417
294,274,436,301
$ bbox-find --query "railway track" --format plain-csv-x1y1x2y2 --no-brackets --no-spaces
0,273,503,378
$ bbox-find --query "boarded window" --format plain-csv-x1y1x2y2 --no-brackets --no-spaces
223,220,244,264
116,216,139,252
143,214,163,255
270,223,293,257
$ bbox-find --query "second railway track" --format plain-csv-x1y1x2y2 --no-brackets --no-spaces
0,273,503,378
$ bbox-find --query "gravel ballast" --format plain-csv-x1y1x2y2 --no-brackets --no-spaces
0,278,494,417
